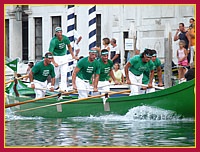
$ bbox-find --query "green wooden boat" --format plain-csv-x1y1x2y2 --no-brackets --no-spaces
5,79,195,118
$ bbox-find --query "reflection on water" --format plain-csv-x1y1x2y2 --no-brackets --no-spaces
5,106,195,147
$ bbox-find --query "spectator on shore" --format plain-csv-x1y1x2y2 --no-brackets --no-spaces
177,40,188,80
96,38,110,58
174,23,191,65
110,38,121,64
188,18,195,67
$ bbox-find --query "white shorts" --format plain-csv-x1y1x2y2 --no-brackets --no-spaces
33,79,47,99
76,77,90,99
53,54,70,91
129,71,143,96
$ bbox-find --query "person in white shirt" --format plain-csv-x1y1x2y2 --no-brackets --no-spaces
74,30,82,57
110,38,120,64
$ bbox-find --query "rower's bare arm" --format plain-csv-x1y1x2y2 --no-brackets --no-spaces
29,70,35,89
124,62,131,84
148,70,154,88
72,67,80,90
93,74,99,92
68,44,79,60
50,78,55,92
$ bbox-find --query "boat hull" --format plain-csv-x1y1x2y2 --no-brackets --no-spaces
6,79,195,118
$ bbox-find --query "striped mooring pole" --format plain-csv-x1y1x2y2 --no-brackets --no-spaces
88,5,96,50
67,5,75,75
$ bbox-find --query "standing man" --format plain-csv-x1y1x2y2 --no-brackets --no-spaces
110,38,120,64
48,27,78,91
97,49,119,93
188,20,195,66
74,29,82,57
29,52,55,99
124,49,154,96
72,48,100,99
174,23,191,64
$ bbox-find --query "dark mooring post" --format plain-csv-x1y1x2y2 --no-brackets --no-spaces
164,23,172,88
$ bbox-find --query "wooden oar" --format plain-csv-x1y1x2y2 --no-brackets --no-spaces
5,90,77,109
14,89,131,113
5,75,29,84
29,87,68,93
128,82,164,90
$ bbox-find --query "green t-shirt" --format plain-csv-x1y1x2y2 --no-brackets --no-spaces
142,70,150,84
77,57,100,81
48,35,71,56
32,61,55,82
98,58,113,81
142,58,161,84
129,55,154,76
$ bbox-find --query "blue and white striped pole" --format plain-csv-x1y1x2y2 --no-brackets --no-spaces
88,5,96,49
67,5,75,77
67,5,75,45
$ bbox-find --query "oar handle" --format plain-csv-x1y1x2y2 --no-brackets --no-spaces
5,75,29,84
59,59,75,66
5,93,58,108
29,87,66,93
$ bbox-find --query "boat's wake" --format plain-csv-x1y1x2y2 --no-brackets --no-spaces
125,106,181,120
5,105,194,122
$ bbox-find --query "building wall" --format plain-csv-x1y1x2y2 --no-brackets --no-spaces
5,5,195,64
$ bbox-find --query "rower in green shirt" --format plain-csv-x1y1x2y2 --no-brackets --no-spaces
96,49,119,94
141,49,164,94
72,48,100,98
124,49,154,96
29,52,55,99
48,27,78,91
151,49,163,87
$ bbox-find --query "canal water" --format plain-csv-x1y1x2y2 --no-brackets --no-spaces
5,106,195,147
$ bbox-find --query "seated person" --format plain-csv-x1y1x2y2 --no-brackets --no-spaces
185,62,195,81
110,62,124,84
